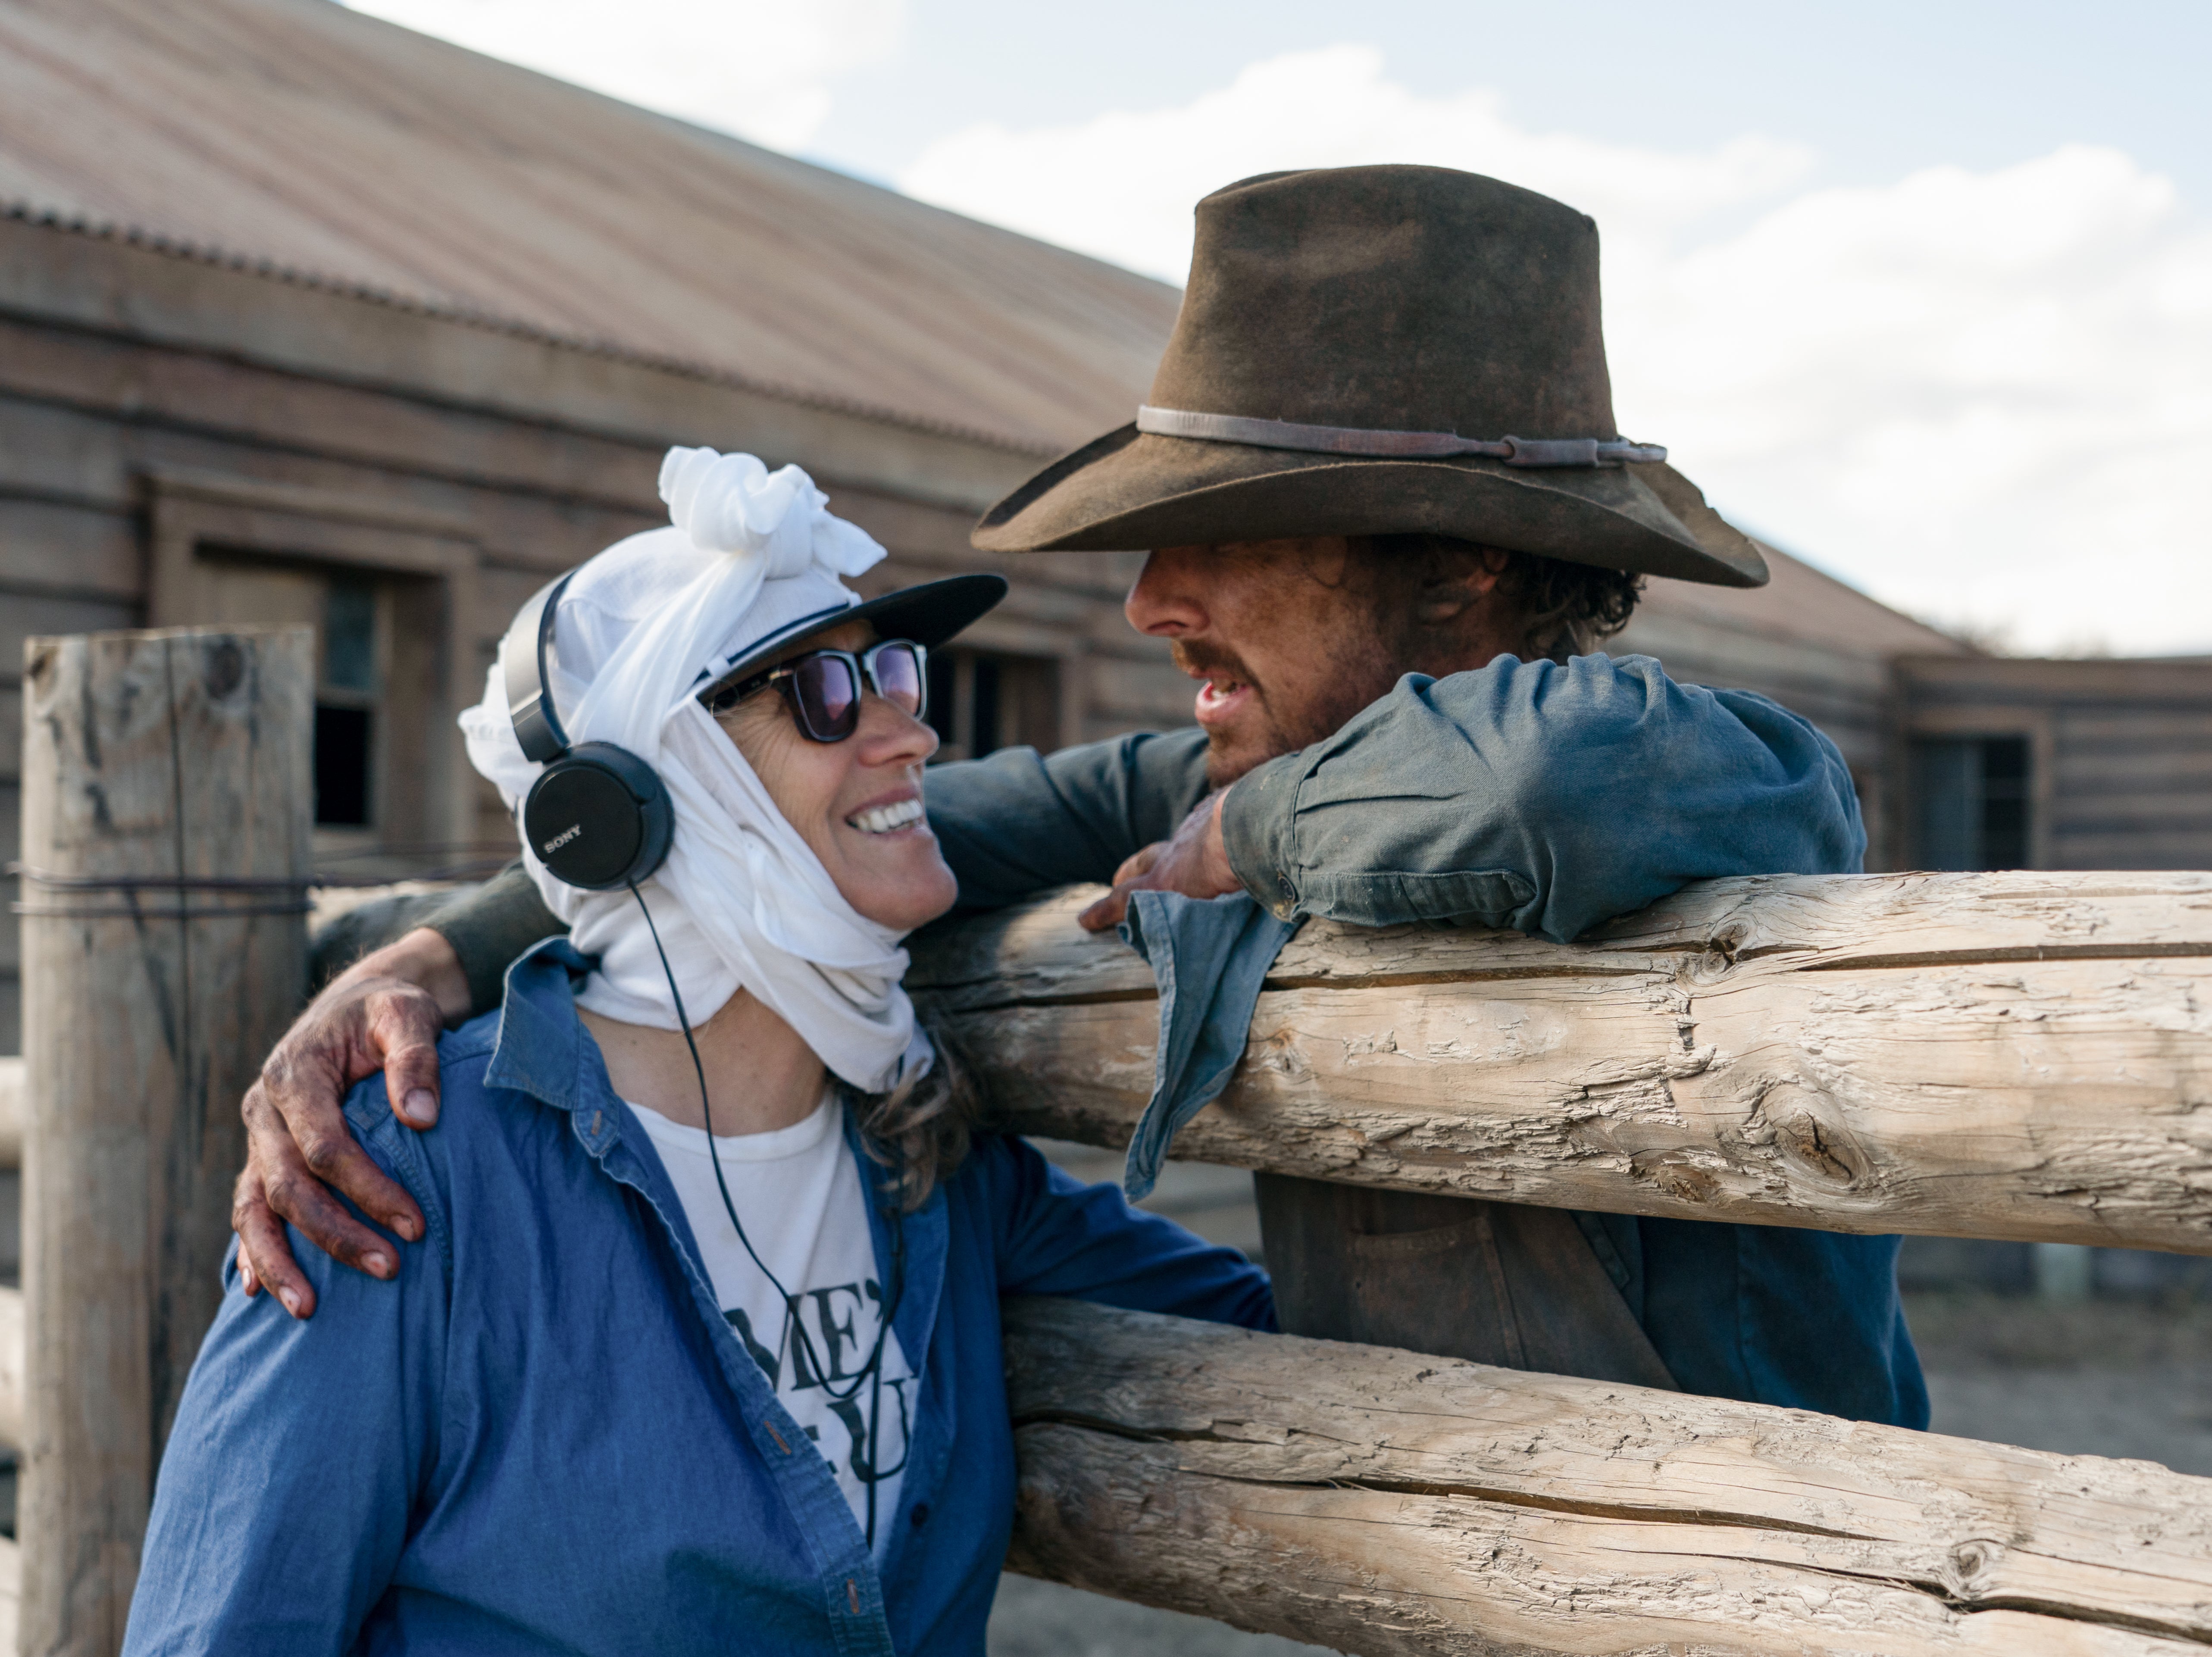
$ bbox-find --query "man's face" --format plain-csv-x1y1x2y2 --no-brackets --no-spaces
1125,538,1409,787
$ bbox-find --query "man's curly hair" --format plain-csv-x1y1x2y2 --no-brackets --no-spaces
1367,533,1644,663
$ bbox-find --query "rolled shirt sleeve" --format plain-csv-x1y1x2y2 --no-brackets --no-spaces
423,864,569,1020
1220,653,1867,940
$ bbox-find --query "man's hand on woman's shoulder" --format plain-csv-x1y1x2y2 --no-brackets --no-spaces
234,928,470,1319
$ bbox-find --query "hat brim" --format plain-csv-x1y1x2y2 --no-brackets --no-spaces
971,425,1767,589
698,573,1008,695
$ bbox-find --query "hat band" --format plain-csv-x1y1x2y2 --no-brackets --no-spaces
1136,405,1665,469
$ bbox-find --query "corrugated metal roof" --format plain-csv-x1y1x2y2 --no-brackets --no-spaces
0,0,1181,452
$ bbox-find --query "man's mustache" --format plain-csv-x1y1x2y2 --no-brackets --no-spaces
1170,641,1259,688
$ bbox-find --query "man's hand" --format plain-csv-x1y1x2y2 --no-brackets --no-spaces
1078,790,1242,932
234,927,471,1319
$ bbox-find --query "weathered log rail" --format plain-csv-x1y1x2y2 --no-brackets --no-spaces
909,875,2212,1253
1004,1296,2212,1656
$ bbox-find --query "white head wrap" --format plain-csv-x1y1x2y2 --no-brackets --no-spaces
460,447,932,1094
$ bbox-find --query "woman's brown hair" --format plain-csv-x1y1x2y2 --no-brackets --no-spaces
840,1022,982,1210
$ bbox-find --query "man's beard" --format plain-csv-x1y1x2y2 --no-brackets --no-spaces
1174,638,1395,789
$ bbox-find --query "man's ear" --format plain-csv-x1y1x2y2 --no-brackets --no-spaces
1412,546,1510,627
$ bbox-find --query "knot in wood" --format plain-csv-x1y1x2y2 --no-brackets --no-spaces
203,638,247,700
1944,1538,2005,1596
1757,1084,1870,1191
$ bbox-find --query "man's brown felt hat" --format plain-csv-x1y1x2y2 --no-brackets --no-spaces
972,165,1767,589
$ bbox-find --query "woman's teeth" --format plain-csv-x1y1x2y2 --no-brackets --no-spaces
848,797,925,835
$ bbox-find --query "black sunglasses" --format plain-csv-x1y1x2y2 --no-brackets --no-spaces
700,639,928,743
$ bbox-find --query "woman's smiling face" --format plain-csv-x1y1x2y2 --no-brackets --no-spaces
713,619,957,934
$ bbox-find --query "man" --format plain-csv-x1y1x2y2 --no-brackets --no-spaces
236,166,1923,1425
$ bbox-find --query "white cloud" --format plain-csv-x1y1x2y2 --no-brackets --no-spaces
1621,146,2212,653
901,48,2212,655
901,46,1813,282
341,0,902,151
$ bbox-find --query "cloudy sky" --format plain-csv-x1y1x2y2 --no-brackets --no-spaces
344,0,2210,656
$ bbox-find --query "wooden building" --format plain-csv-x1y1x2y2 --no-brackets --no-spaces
3,0,2209,1061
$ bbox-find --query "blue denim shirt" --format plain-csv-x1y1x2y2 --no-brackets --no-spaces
124,944,1273,1657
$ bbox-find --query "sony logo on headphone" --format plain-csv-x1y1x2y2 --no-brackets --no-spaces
542,824,584,853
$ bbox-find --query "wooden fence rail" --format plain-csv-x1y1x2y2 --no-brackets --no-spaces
909,875,2212,1255
1004,1296,2212,1657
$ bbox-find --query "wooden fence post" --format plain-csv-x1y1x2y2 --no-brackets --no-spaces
18,627,311,1657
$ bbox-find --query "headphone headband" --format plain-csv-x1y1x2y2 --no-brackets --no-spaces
504,571,576,765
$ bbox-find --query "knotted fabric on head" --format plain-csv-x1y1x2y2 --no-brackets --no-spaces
460,447,932,1094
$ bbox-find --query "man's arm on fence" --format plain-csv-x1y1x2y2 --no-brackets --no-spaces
1219,655,1868,941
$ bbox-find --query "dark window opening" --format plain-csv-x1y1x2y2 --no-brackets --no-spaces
926,648,1058,763
323,575,379,694
313,573,382,830
314,704,374,827
1912,735,2031,870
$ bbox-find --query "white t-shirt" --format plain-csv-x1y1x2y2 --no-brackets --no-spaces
627,1095,913,1553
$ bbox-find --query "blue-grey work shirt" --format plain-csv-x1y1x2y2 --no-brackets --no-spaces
123,944,1273,1657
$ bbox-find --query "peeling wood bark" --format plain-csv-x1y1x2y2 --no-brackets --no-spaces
907,878,2212,1254
1002,1297,2212,1657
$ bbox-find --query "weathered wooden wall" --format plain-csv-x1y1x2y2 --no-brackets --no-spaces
1004,1296,2212,1657
1897,653,2212,873
0,215,1191,1052
910,873,2212,1253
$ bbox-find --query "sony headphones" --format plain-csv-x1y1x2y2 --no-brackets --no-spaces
503,572,675,891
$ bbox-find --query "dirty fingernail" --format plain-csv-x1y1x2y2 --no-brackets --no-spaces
401,1089,437,1125
364,1251,392,1276
391,1214,421,1241
278,1288,302,1316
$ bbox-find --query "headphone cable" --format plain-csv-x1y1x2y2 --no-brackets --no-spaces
626,882,906,1548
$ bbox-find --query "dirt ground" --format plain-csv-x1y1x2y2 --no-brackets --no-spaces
984,1290,2212,1656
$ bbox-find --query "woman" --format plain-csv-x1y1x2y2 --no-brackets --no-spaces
123,449,1273,1656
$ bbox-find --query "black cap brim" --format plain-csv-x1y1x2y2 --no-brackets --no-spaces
695,573,1008,698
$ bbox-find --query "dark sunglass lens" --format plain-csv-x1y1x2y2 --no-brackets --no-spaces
872,644,924,716
791,654,860,739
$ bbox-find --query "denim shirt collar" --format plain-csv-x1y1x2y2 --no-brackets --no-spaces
483,938,597,1116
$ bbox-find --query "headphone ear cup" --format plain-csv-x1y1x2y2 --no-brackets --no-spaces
521,742,674,891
